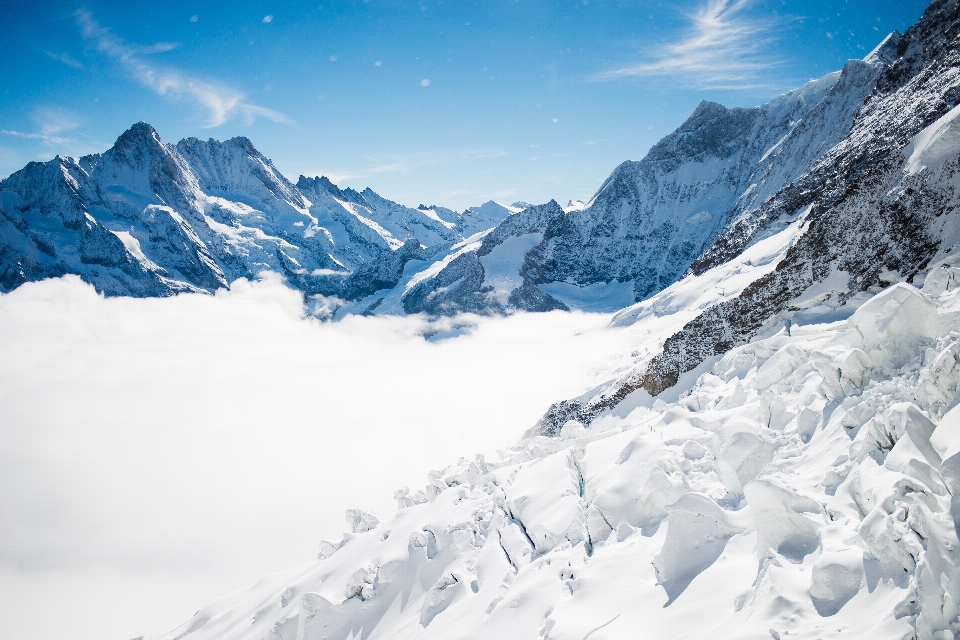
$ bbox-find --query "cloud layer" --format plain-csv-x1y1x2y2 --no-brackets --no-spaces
0,275,641,640
596,0,780,89
75,9,290,127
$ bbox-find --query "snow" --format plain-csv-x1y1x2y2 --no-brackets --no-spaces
932,404,960,462
156,274,960,640
905,103,960,176
335,199,405,250
539,280,637,313
612,207,809,330
562,200,587,213
417,207,458,230
478,232,542,306
111,229,161,271
404,240,483,293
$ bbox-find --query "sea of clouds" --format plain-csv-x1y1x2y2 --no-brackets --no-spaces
0,274,642,640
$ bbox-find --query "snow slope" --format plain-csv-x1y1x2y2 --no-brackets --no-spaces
534,0,960,435
165,275,960,640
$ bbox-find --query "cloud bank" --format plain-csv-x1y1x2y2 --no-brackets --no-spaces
0,275,641,640
75,9,290,127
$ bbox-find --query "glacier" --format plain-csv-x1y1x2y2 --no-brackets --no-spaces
164,242,960,640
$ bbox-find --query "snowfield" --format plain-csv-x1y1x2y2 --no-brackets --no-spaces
155,273,960,640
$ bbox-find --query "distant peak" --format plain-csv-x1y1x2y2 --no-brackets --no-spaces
297,175,345,198
417,204,432,210
226,136,257,153
114,122,161,147
864,31,902,66
690,100,728,118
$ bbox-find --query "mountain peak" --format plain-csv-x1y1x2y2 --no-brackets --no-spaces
114,122,162,149
690,100,728,118
864,30,902,66
297,175,345,199
225,136,258,155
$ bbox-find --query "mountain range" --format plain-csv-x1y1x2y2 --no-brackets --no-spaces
0,23,910,323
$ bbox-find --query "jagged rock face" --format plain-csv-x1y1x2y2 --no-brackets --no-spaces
537,0,960,435
524,45,896,300
402,251,499,316
0,125,511,299
340,239,438,303
657,0,960,375
394,39,897,315
389,201,568,316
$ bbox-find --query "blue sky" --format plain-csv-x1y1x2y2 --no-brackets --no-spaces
1,0,930,210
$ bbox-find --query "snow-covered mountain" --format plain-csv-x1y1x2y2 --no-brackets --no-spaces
0,23,909,320
373,31,904,317
0,126,514,302
538,0,960,434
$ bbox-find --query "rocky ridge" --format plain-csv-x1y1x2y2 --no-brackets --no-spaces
538,0,960,435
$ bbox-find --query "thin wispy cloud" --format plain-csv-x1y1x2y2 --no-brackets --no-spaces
33,106,81,137
45,51,84,69
74,9,290,127
1,107,83,146
595,0,781,89
0,130,69,145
